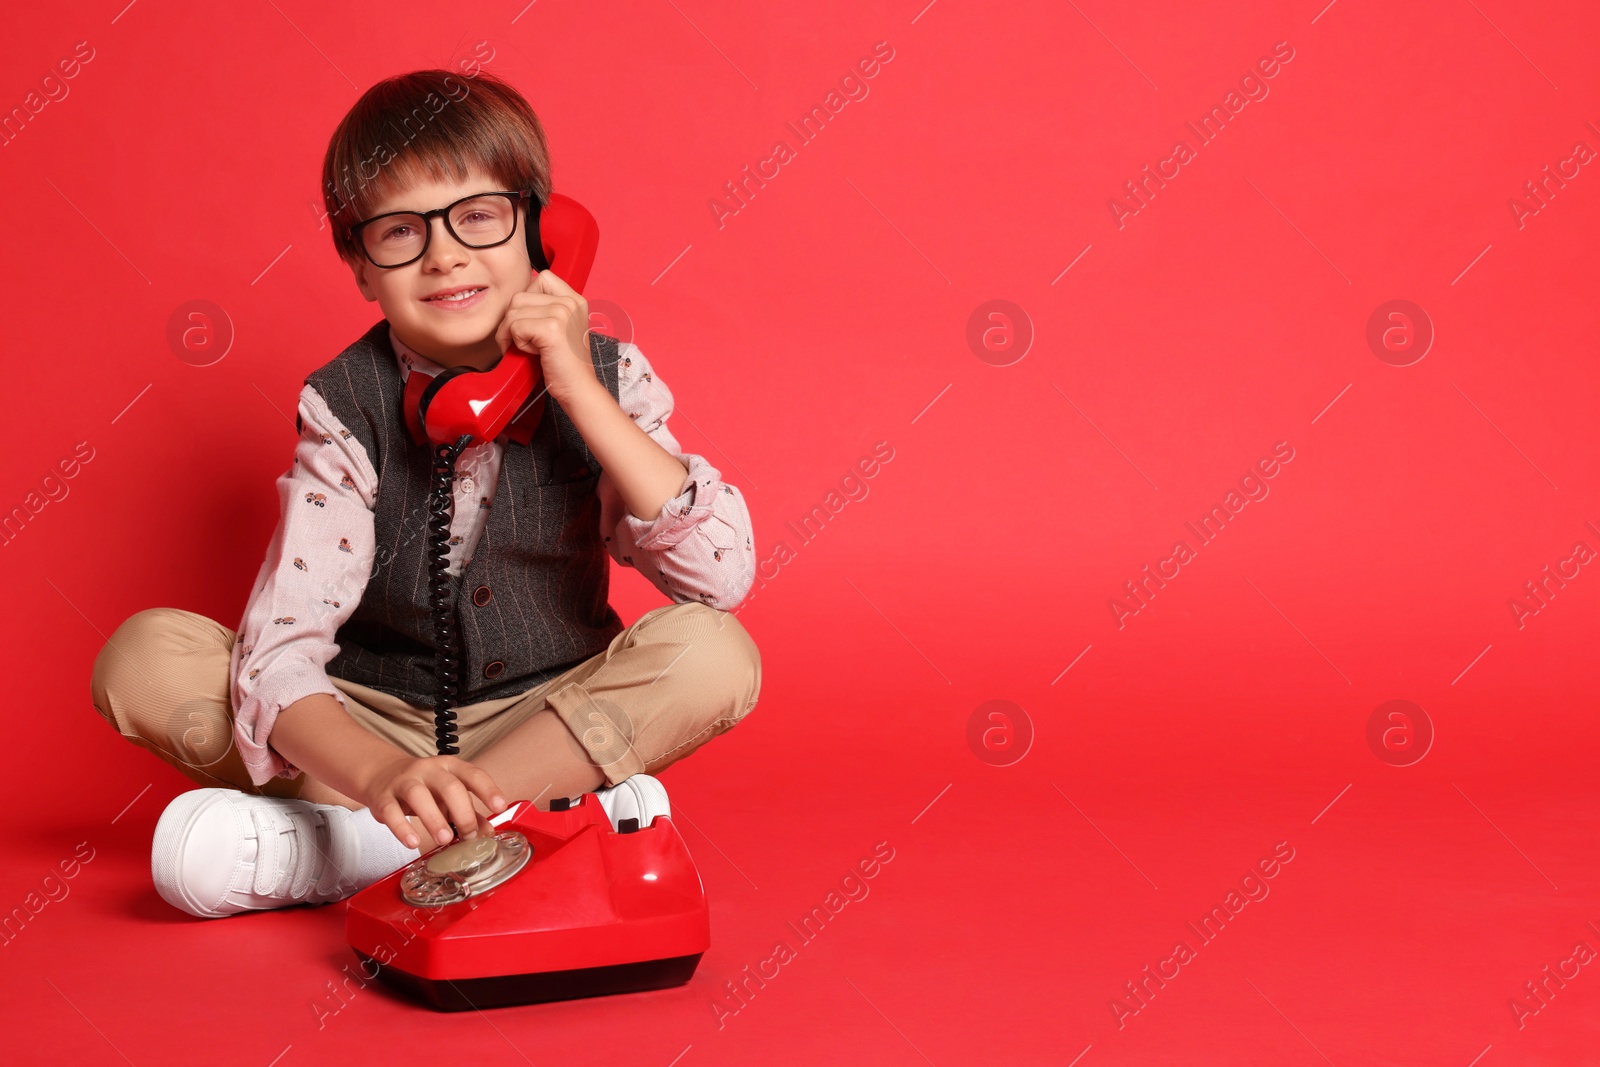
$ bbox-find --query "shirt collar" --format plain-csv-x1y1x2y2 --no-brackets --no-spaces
389,325,450,385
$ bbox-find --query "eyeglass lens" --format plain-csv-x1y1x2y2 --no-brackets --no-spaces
362,195,517,266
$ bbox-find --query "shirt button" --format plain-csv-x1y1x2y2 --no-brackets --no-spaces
459,476,475,495
472,584,492,607
483,659,505,679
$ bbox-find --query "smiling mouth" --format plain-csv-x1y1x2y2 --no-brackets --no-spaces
425,287,487,303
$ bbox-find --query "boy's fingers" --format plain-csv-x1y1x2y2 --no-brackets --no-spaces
400,780,452,846
375,800,419,849
494,317,518,355
498,317,544,359
439,778,480,841
460,765,508,812
533,268,573,296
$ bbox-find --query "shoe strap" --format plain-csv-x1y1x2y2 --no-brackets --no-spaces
250,807,288,896
250,806,354,900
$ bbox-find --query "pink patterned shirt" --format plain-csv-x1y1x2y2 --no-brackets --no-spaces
229,326,755,785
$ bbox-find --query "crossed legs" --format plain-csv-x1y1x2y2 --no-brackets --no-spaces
91,601,762,844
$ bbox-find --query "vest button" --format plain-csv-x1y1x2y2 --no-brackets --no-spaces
472,584,492,607
483,660,505,679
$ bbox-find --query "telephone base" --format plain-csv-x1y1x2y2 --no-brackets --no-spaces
344,792,710,1012
354,949,703,1012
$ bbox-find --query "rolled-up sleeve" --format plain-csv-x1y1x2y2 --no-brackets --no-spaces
600,342,755,609
230,385,378,786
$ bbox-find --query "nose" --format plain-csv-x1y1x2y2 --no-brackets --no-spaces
420,214,471,270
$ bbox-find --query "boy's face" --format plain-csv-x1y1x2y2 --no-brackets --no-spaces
344,164,533,371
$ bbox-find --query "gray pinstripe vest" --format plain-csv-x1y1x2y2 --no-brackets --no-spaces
304,319,625,707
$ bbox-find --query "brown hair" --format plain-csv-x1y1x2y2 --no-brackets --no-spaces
320,68,552,264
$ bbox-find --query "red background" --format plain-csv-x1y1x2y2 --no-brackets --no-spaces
4,1,1599,1064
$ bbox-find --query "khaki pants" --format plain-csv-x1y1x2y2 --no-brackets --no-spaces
89,601,761,800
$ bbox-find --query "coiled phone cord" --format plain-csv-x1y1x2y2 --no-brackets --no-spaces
425,432,475,757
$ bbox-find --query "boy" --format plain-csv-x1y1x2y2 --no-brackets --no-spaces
90,69,761,918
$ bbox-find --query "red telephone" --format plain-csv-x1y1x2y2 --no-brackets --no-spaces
346,792,710,1010
414,191,600,448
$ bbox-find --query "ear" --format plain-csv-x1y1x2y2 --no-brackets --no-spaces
345,254,379,302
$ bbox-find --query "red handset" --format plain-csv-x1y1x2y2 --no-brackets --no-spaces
416,192,600,448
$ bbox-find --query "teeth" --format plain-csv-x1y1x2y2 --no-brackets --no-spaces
432,288,484,302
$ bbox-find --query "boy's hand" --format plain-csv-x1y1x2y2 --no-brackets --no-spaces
358,753,509,850
495,269,601,405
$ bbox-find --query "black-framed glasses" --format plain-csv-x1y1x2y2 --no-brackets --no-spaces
348,189,533,268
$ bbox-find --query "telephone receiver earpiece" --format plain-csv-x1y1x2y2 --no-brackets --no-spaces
417,191,600,448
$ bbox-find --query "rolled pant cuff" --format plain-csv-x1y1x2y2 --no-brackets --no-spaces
544,680,647,787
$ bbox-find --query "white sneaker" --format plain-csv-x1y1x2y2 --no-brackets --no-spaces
151,788,364,918
591,773,671,831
